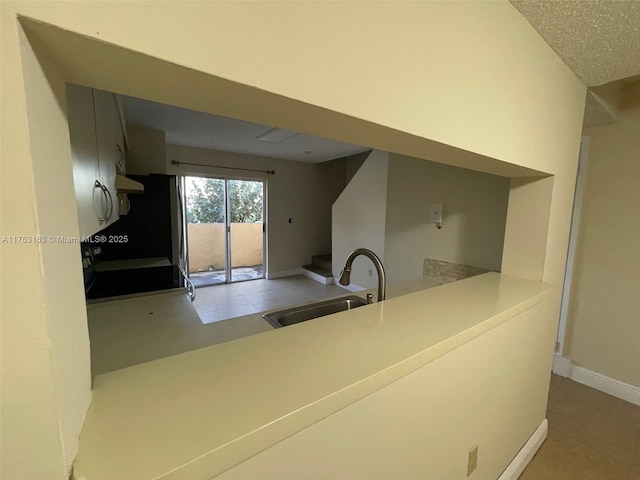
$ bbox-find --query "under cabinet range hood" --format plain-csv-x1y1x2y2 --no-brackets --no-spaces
115,174,143,215
115,174,144,194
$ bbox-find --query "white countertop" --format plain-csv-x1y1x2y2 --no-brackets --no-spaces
86,276,434,379
74,273,551,480
87,291,205,377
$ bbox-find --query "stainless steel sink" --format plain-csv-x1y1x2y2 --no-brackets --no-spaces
263,295,368,328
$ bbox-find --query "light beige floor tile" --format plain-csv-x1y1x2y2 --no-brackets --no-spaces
224,282,267,295
245,290,283,303
205,287,239,300
212,294,253,309
261,280,293,291
199,305,259,324
271,291,317,305
194,275,348,323
302,287,348,300
195,287,223,300
249,297,293,312
193,301,221,315
219,304,259,317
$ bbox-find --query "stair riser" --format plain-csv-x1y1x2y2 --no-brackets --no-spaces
302,269,335,285
311,255,332,272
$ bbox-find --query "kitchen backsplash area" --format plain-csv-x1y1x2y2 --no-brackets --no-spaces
97,174,175,263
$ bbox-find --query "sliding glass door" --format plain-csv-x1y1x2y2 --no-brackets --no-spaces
183,176,264,287
228,179,265,282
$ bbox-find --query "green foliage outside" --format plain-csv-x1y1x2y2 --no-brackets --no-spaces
186,178,263,224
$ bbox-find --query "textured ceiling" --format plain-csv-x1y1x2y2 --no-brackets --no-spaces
510,0,640,86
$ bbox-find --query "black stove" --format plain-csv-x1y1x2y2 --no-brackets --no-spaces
86,265,186,301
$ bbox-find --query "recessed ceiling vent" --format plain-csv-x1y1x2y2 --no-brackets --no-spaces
255,127,298,143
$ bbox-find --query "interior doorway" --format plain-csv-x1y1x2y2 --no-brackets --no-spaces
183,175,265,287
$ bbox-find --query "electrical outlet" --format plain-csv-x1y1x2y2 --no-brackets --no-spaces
368,269,373,277
467,445,478,476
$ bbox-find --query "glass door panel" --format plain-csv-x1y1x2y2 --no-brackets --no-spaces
228,179,265,282
184,176,227,287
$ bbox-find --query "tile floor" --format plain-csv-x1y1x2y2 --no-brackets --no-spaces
189,265,265,287
192,275,351,324
520,374,640,479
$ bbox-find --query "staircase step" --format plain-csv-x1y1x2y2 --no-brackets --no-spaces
302,264,334,285
302,265,332,278
311,254,332,272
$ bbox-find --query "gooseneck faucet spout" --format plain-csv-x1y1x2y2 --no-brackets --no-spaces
338,248,386,302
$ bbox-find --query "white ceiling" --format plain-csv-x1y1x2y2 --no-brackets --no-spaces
510,0,640,87
121,95,369,164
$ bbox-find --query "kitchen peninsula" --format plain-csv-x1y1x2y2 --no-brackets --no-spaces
87,273,433,377
74,273,556,480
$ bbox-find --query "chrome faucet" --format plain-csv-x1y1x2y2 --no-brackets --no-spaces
338,248,386,302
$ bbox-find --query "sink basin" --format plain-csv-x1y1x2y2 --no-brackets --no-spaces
263,295,368,328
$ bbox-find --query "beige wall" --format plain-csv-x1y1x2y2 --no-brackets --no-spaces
1,1,585,478
332,150,389,290
187,223,263,273
384,154,510,285
167,145,346,276
564,107,640,387
344,150,369,184
126,126,167,175
218,290,559,480
1,11,92,480
502,176,555,282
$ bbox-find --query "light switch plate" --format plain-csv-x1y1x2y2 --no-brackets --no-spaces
429,203,443,223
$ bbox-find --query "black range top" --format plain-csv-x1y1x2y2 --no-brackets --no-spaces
86,265,186,301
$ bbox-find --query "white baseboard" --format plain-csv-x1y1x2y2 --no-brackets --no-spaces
301,269,334,285
553,354,640,406
265,268,304,280
339,283,366,292
551,354,572,377
498,419,548,480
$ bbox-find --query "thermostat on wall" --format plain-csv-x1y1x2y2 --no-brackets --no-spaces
429,203,443,223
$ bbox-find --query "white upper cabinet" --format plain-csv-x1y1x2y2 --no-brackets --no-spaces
67,84,122,237
94,88,123,229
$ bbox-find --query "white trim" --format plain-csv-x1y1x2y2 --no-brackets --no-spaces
498,419,548,480
338,282,366,292
557,136,590,354
265,268,304,279
551,353,573,377
301,269,335,285
553,354,640,406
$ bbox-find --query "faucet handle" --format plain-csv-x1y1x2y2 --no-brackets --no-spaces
366,293,373,304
